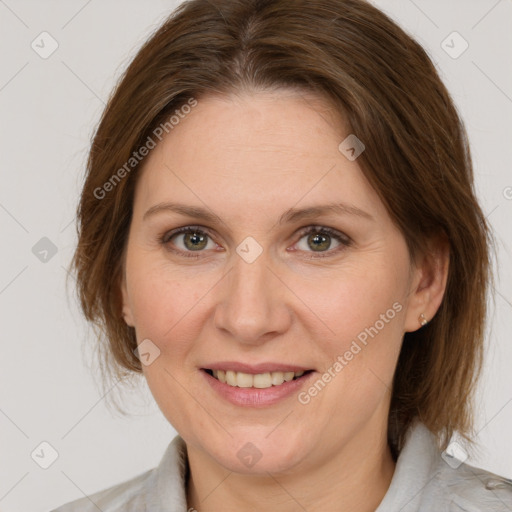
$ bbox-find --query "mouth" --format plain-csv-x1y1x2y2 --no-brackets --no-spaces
202,368,314,389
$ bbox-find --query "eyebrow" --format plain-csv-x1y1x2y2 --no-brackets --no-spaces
142,201,374,225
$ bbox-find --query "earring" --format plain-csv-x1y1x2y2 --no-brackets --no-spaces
419,313,428,327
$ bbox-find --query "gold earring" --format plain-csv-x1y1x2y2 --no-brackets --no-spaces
419,313,428,326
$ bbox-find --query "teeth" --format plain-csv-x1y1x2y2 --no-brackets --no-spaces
237,372,253,388
225,370,237,386
211,369,306,388
283,371,295,382
271,371,285,385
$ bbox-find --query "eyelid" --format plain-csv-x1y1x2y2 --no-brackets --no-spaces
160,225,216,244
295,225,351,244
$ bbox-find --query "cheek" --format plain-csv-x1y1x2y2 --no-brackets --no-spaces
300,256,407,400
296,256,408,345
128,263,217,427
127,259,212,341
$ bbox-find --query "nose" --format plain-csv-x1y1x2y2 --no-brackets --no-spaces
213,248,292,346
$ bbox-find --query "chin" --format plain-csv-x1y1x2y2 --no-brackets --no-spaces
203,430,309,475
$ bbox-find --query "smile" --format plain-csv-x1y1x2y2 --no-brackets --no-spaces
204,369,311,388
201,366,315,407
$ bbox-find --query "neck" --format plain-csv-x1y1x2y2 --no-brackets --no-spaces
185,422,396,512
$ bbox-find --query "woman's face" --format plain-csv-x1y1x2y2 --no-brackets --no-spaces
121,89,427,474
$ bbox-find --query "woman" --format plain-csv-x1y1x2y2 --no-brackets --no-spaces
52,0,512,510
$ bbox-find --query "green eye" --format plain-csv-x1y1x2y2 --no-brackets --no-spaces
294,226,351,258
306,232,333,251
161,226,215,257
180,230,209,251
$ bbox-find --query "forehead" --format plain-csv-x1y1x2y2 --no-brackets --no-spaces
132,90,386,223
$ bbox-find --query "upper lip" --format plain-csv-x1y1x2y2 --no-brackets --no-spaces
203,361,313,374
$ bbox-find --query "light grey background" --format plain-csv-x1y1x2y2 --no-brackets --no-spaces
0,1,511,511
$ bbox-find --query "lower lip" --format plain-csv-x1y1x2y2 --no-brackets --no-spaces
201,369,315,407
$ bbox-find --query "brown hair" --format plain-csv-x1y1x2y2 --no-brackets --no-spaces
70,0,493,455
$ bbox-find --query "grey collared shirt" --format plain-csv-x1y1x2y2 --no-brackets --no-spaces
51,422,512,511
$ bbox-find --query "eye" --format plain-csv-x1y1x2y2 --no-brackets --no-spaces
160,226,218,257
292,226,351,258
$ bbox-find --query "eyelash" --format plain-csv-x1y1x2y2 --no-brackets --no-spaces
159,225,352,259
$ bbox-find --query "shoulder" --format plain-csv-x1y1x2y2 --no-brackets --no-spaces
380,422,512,512
428,457,512,512
49,434,189,512
49,467,156,512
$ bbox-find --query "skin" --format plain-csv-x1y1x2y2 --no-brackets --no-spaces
120,89,449,512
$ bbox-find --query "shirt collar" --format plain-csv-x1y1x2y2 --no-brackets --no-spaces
375,420,441,511
149,434,189,510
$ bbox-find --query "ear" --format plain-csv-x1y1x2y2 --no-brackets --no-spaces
119,269,135,328
404,234,450,333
